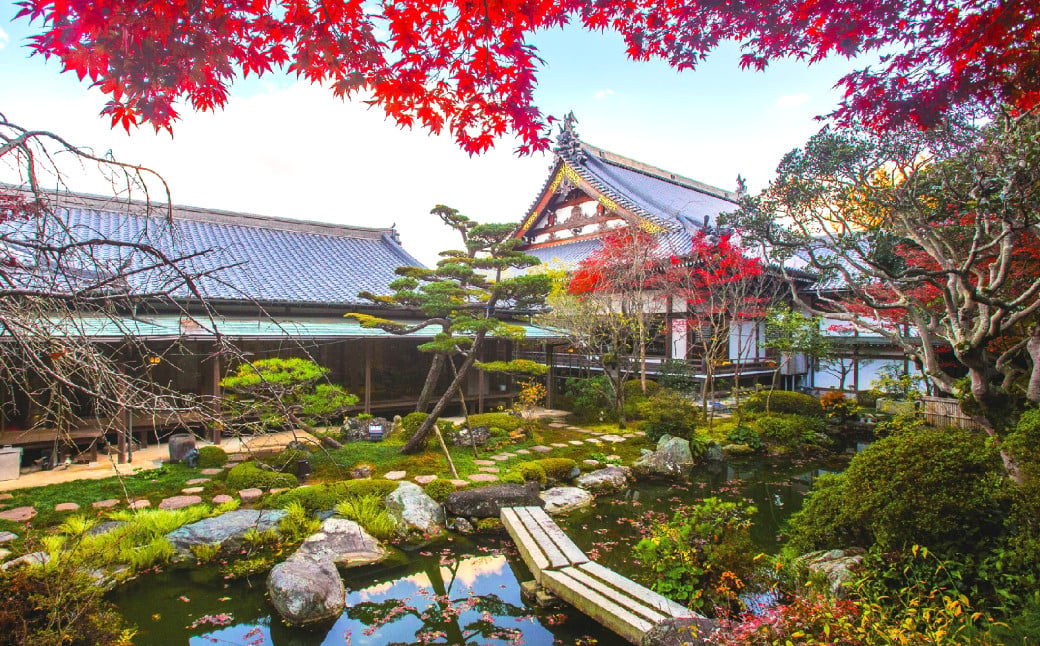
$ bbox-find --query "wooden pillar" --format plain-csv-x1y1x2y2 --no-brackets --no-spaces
545,343,555,410
126,408,134,463
210,349,222,445
478,369,485,414
364,341,372,414
117,408,127,464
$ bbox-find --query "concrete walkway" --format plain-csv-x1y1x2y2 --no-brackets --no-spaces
0,430,317,492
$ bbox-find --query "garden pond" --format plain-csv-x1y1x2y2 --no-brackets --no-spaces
110,452,852,645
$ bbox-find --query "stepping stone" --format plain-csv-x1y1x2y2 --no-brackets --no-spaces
622,433,635,438
129,499,150,510
270,488,290,495
182,487,205,494
237,488,263,503
200,468,223,475
548,422,567,428
583,459,601,467
0,493,12,501
516,449,532,455
92,499,119,509
479,466,500,473
530,445,553,453
0,507,34,522
0,548,8,561
0,531,17,544
212,494,234,504
414,475,438,485
607,454,622,461
467,473,499,482
501,452,518,457
186,478,211,485
568,440,585,446
490,455,511,462
551,443,569,448
384,471,407,481
159,495,202,510
449,480,468,488
222,462,238,469
632,431,646,437
585,438,602,444
54,502,80,512
599,435,626,443
473,459,497,466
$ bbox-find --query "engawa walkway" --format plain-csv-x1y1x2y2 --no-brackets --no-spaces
501,505,698,644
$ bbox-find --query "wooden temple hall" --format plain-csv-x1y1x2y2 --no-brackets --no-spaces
0,191,556,464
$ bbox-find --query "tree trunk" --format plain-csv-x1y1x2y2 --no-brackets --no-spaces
1027,329,1040,404
967,367,1022,483
401,332,486,454
416,353,446,412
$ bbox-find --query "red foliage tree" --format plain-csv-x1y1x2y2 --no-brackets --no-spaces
660,231,778,412
15,0,1040,153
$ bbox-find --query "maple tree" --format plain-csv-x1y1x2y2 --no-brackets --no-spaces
551,230,664,425
347,205,551,454
730,109,1040,481
659,231,780,415
14,0,1039,153
0,112,244,462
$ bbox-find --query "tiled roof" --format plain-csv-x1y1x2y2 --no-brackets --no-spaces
2,190,424,307
562,142,739,233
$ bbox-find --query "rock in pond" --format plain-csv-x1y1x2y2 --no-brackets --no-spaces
385,481,443,536
444,482,543,519
166,509,287,556
575,466,632,494
632,434,695,477
540,487,593,515
267,557,345,626
293,517,385,567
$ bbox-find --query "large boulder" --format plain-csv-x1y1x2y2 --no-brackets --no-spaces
641,617,719,646
167,433,197,463
293,517,385,567
166,509,286,556
267,557,345,625
575,466,633,494
799,548,866,599
632,434,695,478
385,481,444,536
444,482,543,518
451,425,491,447
540,487,594,515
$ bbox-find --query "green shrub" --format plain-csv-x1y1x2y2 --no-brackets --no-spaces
465,412,523,433
400,411,431,449
788,427,1005,552
785,473,866,553
514,461,548,484
725,425,764,452
623,379,662,419
225,461,298,490
267,480,396,513
640,389,703,442
634,498,760,615
564,375,614,421
278,501,320,542
423,479,456,502
534,458,578,481
336,495,397,540
197,445,228,468
500,471,525,485
754,414,825,448
260,447,310,471
744,391,824,417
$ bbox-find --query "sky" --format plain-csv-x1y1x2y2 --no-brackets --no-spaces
0,6,866,266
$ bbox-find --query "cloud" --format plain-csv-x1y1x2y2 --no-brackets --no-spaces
0,27,8,51
775,93,810,108
593,89,615,100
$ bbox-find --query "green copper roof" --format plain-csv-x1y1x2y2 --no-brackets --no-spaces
40,315,565,341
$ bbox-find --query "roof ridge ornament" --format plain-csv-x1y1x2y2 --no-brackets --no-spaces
553,111,587,164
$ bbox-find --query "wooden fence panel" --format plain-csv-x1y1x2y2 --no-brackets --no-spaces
921,396,981,430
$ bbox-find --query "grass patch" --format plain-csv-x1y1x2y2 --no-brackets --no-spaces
336,495,398,540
